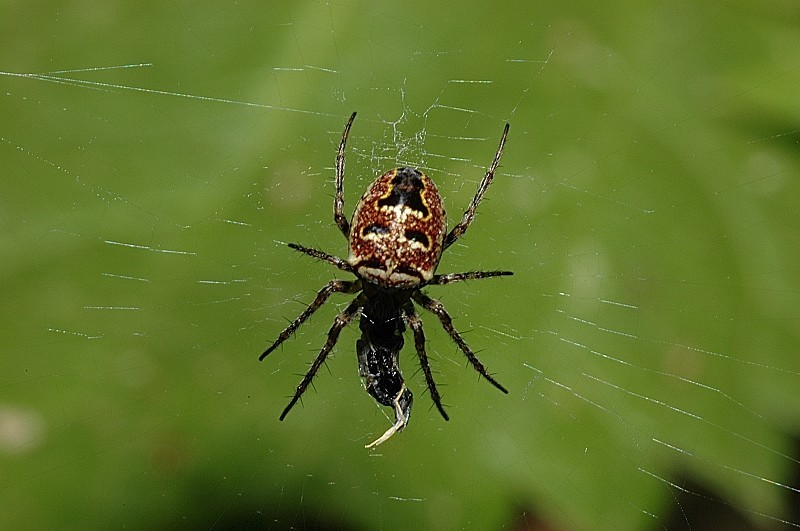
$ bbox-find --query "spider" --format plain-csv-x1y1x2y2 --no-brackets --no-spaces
260,112,511,448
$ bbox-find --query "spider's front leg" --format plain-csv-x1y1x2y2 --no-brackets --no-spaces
260,279,358,360
403,303,449,421
279,295,364,420
412,291,508,394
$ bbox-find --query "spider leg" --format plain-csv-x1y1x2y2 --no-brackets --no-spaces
403,302,449,421
444,123,509,250
429,270,513,286
334,112,357,239
279,295,364,420
260,279,359,361
287,243,355,274
412,291,508,394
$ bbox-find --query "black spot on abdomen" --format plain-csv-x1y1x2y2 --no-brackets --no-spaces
378,168,429,217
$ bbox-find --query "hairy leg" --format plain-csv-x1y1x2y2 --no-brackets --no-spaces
404,303,449,421
444,123,509,249
288,243,355,274
429,270,512,285
334,112,357,238
279,296,364,420
260,279,358,360
413,291,508,394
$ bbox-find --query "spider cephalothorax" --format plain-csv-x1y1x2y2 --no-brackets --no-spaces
260,112,511,448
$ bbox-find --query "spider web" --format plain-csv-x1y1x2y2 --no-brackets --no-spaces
2,2,799,529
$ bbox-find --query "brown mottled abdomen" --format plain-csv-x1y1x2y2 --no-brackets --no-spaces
348,167,446,288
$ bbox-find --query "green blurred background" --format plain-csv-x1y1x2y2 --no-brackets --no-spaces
2,1,799,529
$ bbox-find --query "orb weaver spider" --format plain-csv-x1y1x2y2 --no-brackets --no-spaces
261,113,511,448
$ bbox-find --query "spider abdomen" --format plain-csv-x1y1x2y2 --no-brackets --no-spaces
348,167,446,288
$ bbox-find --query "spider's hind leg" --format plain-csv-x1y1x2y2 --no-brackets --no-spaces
443,123,509,249
334,112,357,238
